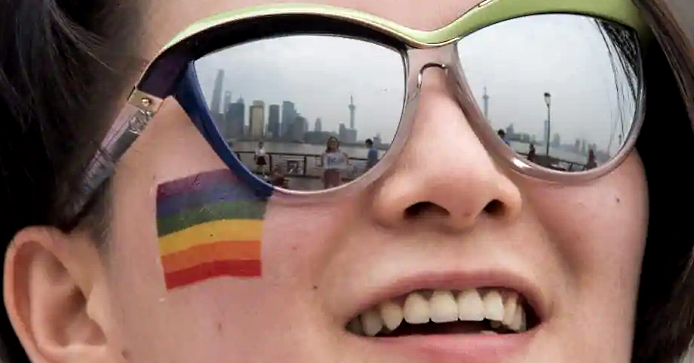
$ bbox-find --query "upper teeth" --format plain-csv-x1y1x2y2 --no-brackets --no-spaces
348,288,528,337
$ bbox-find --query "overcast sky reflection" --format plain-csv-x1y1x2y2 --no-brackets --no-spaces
195,13,639,155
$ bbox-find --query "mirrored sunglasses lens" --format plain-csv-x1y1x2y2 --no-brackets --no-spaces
194,35,406,191
457,14,641,172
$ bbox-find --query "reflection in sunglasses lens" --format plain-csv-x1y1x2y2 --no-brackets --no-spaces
457,14,641,172
195,35,406,191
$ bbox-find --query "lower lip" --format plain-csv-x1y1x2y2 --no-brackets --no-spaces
370,331,535,363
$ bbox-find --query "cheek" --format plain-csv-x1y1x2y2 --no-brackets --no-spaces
523,152,648,297
99,95,369,361
261,196,361,283
103,176,362,362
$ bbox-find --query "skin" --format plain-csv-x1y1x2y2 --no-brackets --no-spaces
328,138,339,152
3,1,649,363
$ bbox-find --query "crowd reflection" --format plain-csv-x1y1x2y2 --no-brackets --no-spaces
235,137,381,191
239,128,605,192
495,131,600,171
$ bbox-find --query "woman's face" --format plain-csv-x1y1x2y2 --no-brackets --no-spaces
101,1,649,363
328,138,338,149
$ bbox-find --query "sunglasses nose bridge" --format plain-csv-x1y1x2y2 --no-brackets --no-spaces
416,62,448,89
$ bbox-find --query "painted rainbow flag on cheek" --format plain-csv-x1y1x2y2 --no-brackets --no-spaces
156,169,266,290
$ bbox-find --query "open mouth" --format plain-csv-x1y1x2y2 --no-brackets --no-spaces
345,288,538,337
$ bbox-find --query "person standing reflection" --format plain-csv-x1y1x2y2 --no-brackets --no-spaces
497,129,510,145
365,138,379,170
585,149,598,170
254,141,269,175
527,143,536,162
321,137,349,189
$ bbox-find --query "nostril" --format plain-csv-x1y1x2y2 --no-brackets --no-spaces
404,202,428,218
406,200,504,220
405,202,449,219
483,200,504,214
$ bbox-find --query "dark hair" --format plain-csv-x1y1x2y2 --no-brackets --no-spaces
326,136,340,152
0,0,142,363
365,138,373,146
631,2,694,362
1,1,694,363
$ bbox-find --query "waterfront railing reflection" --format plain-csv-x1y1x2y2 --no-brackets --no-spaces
235,151,368,187
235,150,588,191
517,152,588,171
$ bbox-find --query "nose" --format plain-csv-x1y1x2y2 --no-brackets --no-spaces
369,66,522,232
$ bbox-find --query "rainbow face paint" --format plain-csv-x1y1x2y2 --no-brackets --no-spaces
156,169,266,290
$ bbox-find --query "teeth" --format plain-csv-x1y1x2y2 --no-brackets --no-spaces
502,293,518,326
519,308,527,331
360,309,383,337
348,288,532,336
429,290,459,323
403,292,430,324
482,290,505,321
510,304,527,332
347,317,363,335
379,301,403,331
457,289,485,321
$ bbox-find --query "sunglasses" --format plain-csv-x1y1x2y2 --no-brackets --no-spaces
72,0,651,218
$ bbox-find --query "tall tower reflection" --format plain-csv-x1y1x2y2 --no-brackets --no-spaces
349,95,356,130
210,69,225,117
482,87,490,120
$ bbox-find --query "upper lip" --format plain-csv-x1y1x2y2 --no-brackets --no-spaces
345,269,548,325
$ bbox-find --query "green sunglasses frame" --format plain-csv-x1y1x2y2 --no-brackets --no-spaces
167,0,649,51
141,0,649,104
75,0,651,220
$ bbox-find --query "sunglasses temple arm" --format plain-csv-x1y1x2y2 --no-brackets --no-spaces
69,103,153,222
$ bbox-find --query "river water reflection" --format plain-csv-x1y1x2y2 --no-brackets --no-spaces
230,140,384,159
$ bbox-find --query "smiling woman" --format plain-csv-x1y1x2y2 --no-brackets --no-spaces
1,0,694,363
